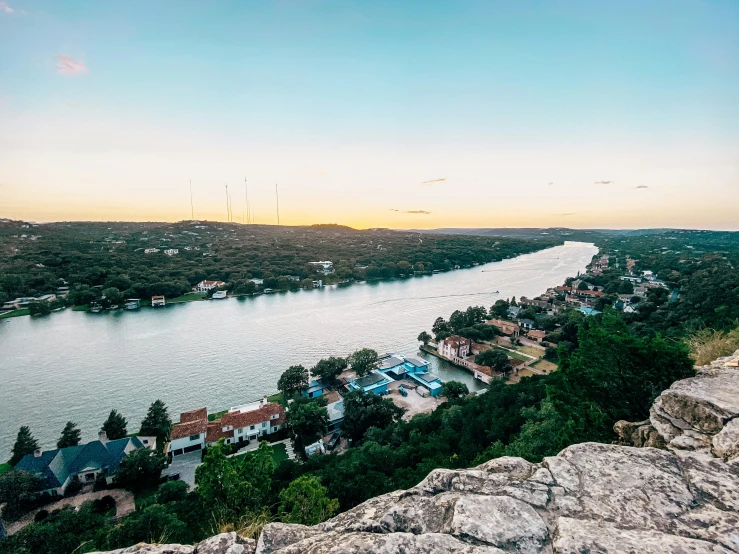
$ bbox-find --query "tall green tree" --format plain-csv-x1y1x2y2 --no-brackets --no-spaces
441,381,469,400
196,440,275,524
417,331,432,346
342,390,404,443
139,400,172,443
286,400,329,452
277,365,310,398
10,426,39,466
101,409,128,440
57,421,82,449
348,348,379,377
115,447,167,491
311,357,347,386
279,475,340,525
474,349,511,373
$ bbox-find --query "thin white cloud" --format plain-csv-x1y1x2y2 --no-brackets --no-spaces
55,55,88,76
0,2,14,13
594,180,614,185
636,185,649,189
421,178,446,185
390,209,431,215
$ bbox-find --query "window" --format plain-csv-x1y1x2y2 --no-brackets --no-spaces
271,414,278,419
250,425,255,430
189,434,200,441
262,422,267,428
238,428,243,434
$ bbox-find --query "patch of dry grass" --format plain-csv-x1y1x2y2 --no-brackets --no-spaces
686,324,739,365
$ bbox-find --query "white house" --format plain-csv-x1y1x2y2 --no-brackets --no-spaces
220,398,286,442
169,407,208,456
438,335,471,359
144,248,160,254
195,280,226,292
309,261,334,275
164,249,179,256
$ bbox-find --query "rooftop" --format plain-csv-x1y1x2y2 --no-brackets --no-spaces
354,371,389,388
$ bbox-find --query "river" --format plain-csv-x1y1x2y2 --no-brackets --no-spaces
0,242,597,459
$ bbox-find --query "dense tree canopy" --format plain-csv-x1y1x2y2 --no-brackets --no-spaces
101,409,128,440
10,426,39,466
278,365,310,397
57,421,82,449
139,400,172,443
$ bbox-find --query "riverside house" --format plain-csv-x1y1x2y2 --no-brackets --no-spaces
15,433,157,495
438,335,471,359
195,280,226,293
486,319,520,337
169,399,286,456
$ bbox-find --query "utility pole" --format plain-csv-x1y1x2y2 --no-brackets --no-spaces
275,183,280,225
225,184,230,222
189,180,194,220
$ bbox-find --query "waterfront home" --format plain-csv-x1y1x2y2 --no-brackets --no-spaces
575,289,604,299
486,319,520,337
169,407,209,456
412,372,443,396
164,249,179,256
302,379,330,398
309,261,334,275
195,280,226,293
438,335,471,359
518,318,536,331
16,432,157,495
507,306,523,318
221,397,286,442
348,370,393,395
250,278,264,286
473,364,494,384
151,295,166,307
125,298,140,310
326,398,345,431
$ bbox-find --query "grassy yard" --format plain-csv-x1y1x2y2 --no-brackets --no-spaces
532,359,559,373
237,442,289,466
267,392,286,406
0,462,12,475
501,348,531,362
167,293,206,304
0,308,30,319
208,409,228,422
512,345,545,358
71,304,89,312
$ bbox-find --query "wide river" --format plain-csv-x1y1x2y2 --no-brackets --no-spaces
0,242,597,459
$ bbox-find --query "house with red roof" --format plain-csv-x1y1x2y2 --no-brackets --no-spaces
195,280,226,293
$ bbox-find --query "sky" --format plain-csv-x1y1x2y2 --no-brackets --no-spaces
0,1,737,230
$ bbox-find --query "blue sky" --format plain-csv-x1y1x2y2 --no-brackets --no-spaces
1,0,737,228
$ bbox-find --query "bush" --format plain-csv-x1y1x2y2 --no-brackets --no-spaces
93,475,109,492
34,509,49,522
92,495,116,514
64,476,82,497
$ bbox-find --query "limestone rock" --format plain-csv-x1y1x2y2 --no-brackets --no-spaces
194,533,255,554
713,418,739,462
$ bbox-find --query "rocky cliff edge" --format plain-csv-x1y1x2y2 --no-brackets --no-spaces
96,351,739,554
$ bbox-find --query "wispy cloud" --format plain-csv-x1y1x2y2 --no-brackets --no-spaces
0,2,14,13
636,185,649,189
594,180,614,185
421,178,446,185
55,55,88,76
390,209,431,215
555,212,576,217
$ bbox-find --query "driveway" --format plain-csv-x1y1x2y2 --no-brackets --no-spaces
163,450,202,489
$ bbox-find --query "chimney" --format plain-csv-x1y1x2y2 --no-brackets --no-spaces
98,431,108,443
261,395,268,406
34,448,42,457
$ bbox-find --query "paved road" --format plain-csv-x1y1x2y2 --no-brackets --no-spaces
163,450,202,489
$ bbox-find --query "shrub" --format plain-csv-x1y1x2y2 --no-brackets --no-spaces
34,509,49,522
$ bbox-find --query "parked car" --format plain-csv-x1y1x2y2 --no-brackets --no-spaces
327,432,341,450
399,385,408,397
165,472,180,481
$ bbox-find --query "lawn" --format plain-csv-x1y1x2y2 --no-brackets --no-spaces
532,359,559,373
167,293,206,304
267,392,286,406
238,442,288,466
0,308,30,319
208,409,228,422
72,304,89,311
512,345,545,358
499,348,531,361
0,462,11,475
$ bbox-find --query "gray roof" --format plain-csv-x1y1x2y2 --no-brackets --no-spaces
326,400,345,422
378,355,404,370
404,356,428,368
354,372,387,388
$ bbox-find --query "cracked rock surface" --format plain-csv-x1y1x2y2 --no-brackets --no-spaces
94,353,739,554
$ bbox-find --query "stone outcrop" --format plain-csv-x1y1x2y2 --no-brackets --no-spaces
92,351,739,554
90,532,255,554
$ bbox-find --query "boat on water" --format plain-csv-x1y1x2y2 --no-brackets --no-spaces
90,303,102,313
211,290,227,299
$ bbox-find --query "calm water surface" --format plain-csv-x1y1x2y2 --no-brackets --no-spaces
0,242,597,459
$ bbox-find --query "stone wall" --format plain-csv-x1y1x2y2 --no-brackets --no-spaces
93,351,739,554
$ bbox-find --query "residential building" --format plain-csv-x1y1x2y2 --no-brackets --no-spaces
195,280,226,293
144,248,160,254
623,304,639,314
309,261,334,275
507,306,523,318
250,278,264,286
302,379,330,398
125,299,140,310
151,295,166,307
326,399,345,431
438,335,471,358
169,407,208,456
164,249,179,256
305,440,326,457
412,372,443,396
518,318,536,331
486,318,521,336
16,433,156,495
211,290,228,299
579,307,602,317
220,398,286,442
348,371,393,395
528,330,547,343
